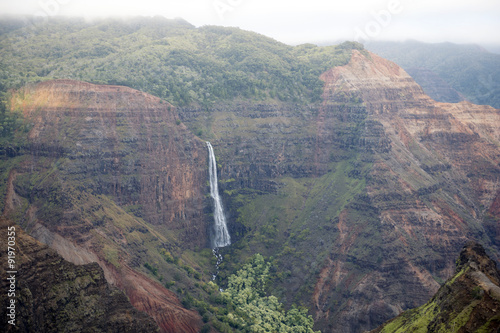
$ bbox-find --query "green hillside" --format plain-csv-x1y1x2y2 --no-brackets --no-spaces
0,16,358,106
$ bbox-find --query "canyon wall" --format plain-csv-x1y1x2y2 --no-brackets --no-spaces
3,80,207,332
0,216,159,332
371,241,500,332
312,50,500,332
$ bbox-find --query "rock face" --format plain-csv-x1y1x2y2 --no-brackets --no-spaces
0,216,159,332
3,80,206,333
370,241,500,333
11,80,207,243
312,50,500,332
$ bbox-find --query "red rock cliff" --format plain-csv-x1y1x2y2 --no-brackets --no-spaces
6,80,207,332
12,80,207,241
312,50,500,332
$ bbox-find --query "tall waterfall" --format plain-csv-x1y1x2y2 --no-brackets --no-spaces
206,142,231,248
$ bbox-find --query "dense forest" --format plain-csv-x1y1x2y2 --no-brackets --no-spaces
0,16,361,107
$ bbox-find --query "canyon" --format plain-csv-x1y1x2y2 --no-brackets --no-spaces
0,18,499,332
179,50,500,331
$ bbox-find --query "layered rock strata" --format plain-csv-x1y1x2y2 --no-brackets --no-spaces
4,80,206,332
179,50,500,332
312,50,500,332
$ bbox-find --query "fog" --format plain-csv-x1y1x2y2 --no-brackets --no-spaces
1,0,499,47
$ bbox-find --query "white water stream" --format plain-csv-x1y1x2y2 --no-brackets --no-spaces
206,142,231,248
207,142,231,281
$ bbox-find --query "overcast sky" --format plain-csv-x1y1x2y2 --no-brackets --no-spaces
1,0,499,46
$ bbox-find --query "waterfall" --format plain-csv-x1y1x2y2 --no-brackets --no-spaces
206,142,231,249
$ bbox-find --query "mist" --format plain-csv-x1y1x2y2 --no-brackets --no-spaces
1,0,499,47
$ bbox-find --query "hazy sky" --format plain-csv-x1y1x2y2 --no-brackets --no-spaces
1,0,499,46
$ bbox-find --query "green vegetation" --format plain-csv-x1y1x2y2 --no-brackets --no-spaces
0,17,360,107
0,90,28,139
0,150,215,317
476,316,500,333
376,250,498,333
379,301,438,333
219,154,373,304
378,298,483,333
0,18,374,325
144,262,159,276
220,254,318,332
209,254,319,332
135,254,321,332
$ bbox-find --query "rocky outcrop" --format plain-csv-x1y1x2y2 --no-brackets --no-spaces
370,241,500,333
0,216,159,332
4,80,206,333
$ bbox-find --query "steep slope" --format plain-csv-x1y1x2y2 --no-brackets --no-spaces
312,50,500,332
1,17,500,332
8,79,207,241
0,216,159,332
2,80,207,332
371,241,500,333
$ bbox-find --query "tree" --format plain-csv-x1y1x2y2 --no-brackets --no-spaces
221,254,319,332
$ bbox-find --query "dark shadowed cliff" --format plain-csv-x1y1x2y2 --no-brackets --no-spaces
370,241,500,332
0,216,159,332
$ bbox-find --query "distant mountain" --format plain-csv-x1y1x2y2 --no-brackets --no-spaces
371,241,500,333
403,67,465,103
365,40,500,108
